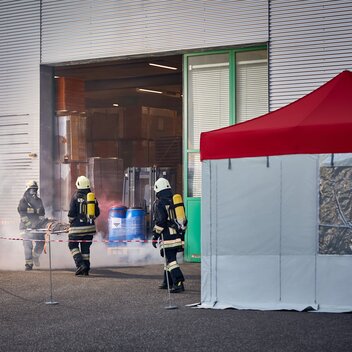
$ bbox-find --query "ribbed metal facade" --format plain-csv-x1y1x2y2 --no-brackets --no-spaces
41,0,268,63
2,0,352,227
0,0,40,222
269,0,352,110
0,0,268,225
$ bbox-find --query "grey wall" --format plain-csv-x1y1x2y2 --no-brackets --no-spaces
0,0,41,222
269,0,352,110
41,0,268,63
0,0,269,224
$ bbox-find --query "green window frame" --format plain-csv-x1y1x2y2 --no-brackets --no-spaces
183,46,268,262
183,45,268,199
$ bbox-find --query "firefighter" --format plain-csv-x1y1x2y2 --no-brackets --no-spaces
68,176,100,276
17,180,47,271
151,177,185,293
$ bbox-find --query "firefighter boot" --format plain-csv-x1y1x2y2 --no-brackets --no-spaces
75,263,88,276
170,281,185,293
33,253,40,267
73,253,87,276
82,260,90,276
25,264,33,271
159,271,173,289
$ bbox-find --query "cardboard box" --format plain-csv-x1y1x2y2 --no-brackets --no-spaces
118,139,156,167
56,77,85,113
88,108,125,141
69,114,87,161
88,157,124,201
56,114,87,162
55,162,88,211
154,136,182,167
89,140,119,158
140,106,178,139
121,106,141,139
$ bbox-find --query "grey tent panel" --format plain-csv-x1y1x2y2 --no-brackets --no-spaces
201,155,352,312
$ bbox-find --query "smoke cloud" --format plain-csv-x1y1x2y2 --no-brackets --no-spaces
0,224,163,272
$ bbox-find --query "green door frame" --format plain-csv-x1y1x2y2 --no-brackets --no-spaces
183,45,267,262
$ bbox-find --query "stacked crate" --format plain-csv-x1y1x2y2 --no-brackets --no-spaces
88,157,124,202
55,113,88,211
56,77,85,113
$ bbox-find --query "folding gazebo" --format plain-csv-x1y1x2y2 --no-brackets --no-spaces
200,71,352,312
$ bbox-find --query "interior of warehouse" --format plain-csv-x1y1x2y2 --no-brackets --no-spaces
53,55,183,237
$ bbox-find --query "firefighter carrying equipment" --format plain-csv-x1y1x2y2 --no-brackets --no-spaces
172,194,187,231
152,188,183,252
68,188,100,235
154,177,171,193
76,175,90,190
26,180,38,190
152,188,185,290
18,186,45,230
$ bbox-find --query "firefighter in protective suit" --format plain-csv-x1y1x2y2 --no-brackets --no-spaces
68,176,100,276
152,178,185,293
17,180,47,271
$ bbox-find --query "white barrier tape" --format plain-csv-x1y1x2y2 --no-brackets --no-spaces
0,236,157,244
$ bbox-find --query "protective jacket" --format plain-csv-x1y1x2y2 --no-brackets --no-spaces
17,190,45,230
153,189,183,252
68,189,100,235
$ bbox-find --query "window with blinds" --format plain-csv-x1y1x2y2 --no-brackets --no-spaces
187,53,230,197
186,48,268,198
236,50,268,123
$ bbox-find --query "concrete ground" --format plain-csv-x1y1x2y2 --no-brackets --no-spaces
1,263,352,352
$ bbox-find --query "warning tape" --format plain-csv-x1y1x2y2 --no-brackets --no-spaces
0,235,156,244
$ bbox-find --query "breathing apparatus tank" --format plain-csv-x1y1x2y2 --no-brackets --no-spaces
87,192,96,223
172,194,187,231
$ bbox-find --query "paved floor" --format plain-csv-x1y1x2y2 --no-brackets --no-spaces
1,263,352,352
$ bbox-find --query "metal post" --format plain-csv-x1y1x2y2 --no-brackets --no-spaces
45,233,58,305
161,233,178,310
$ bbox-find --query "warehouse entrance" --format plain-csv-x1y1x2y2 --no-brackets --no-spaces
53,55,183,237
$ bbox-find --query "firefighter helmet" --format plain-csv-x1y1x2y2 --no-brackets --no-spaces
76,176,90,190
154,177,171,193
26,180,38,190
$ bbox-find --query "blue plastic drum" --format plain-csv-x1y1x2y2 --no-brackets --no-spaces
125,208,146,243
108,206,127,247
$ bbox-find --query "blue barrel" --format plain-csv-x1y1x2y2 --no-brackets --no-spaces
125,208,146,243
108,206,127,247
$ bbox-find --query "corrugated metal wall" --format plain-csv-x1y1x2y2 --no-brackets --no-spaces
41,0,268,63
0,0,40,224
269,0,352,111
0,0,268,228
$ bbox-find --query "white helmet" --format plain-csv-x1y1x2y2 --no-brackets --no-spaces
154,177,171,193
76,175,90,190
26,180,38,190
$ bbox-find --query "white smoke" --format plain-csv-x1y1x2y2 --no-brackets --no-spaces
0,225,163,271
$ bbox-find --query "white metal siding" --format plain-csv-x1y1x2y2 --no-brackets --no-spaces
41,0,268,63
269,0,352,110
0,1,40,223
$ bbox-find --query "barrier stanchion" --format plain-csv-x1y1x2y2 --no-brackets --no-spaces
0,234,182,310
45,233,58,306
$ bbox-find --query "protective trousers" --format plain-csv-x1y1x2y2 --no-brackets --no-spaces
22,231,45,266
164,249,184,286
68,234,93,271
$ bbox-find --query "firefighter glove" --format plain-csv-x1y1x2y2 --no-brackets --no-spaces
152,234,158,248
21,217,31,229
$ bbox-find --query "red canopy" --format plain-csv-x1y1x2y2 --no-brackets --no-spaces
200,70,352,161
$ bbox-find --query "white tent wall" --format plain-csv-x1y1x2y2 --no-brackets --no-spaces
201,154,352,312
